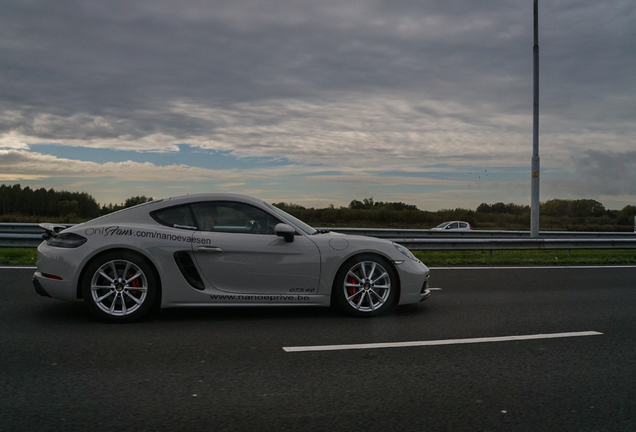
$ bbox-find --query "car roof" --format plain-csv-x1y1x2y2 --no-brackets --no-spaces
161,193,265,206
81,193,269,226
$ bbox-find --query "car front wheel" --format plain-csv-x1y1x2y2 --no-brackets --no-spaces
81,251,158,323
334,255,397,317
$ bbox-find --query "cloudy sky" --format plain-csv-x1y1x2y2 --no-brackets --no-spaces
1,0,635,210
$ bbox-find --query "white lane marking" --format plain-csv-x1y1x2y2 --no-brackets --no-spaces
0,266,36,270
430,265,636,270
283,331,603,353
428,288,443,291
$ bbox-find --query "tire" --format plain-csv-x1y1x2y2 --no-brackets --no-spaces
81,251,158,323
333,254,398,317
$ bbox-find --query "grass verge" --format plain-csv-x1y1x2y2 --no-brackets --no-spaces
1,248,635,267
413,249,636,266
0,248,37,265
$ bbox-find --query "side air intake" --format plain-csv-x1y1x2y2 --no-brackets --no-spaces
174,252,205,290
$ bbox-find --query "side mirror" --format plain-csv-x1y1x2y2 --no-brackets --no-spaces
274,223,295,242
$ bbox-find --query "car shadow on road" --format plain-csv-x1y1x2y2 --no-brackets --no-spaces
31,300,95,323
30,299,432,324
156,305,343,322
156,302,431,322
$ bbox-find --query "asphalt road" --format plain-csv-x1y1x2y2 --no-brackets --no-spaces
1,266,635,431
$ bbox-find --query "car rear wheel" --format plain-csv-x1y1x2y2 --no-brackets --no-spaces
81,251,158,323
334,255,397,317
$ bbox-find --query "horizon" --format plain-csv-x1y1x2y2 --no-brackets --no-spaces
1,182,632,213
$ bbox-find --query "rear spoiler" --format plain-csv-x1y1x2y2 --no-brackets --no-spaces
40,223,69,240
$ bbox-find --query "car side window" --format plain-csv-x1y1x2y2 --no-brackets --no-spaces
151,205,197,230
459,223,468,229
191,202,280,234
449,222,459,229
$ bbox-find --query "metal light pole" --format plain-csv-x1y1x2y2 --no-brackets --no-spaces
530,0,540,237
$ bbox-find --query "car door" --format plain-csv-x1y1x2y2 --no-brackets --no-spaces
189,201,321,294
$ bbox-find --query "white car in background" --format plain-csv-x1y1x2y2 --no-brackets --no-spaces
431,221,472,231
33,193,431,322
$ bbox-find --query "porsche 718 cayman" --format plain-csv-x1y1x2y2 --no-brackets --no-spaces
33,194,431,322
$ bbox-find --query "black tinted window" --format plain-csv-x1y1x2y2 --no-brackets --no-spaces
191,202,280,234
151,205,197,230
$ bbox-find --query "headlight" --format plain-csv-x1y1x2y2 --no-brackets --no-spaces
46,232,87,248
393,242,418,262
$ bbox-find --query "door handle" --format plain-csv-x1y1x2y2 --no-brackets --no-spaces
198,246,223,252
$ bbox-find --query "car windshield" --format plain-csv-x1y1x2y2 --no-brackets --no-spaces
265,203,317,235
434,222,450,229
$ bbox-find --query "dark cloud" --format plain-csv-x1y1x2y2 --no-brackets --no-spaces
573,150,636,195
0,1,538,116
0,0,634,206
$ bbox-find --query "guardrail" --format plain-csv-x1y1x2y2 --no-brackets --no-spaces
320,227,636,252
2,222,634,251
385,237,636,251
0,223,74,248
318,227,636,239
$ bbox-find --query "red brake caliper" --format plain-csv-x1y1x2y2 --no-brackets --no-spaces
347,276,359,301
128,271,141,296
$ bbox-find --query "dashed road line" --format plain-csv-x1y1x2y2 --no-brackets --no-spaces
283,331,603,353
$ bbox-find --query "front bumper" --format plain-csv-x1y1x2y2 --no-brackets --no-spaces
396,258,431,305
420,289,431,302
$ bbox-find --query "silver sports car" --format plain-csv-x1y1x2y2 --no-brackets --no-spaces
33,194,431,322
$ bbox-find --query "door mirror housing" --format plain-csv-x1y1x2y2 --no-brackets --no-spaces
274,223,295,242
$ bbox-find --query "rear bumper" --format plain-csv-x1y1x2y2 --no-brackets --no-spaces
32,277,51,297
32,272,77,302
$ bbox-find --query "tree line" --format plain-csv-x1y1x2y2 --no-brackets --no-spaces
274,198,636,231
0,184,153,222
1,184,634,230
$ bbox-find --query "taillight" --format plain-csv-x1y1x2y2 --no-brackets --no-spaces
46,232,87,248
